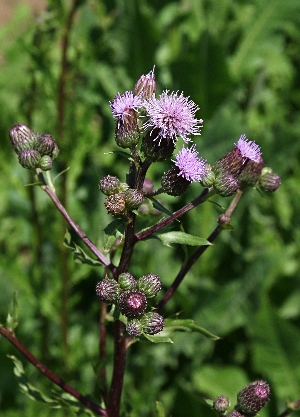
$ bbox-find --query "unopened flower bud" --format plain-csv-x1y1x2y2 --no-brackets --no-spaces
226,411,245,417
213,147,245,177
137,273,161,298
18,149,41,169
115,108,140,149
34,133,56,156
38,155,53,171
9,124,37,154
141,312,164,335
124,189,144,209
236,380,270,415
104,193,126,215
99,175,121,196
258,168,280,192
126,319,143,337
214,172,239,197
96,278,119,303
238,155,264,189
51,142,60,159
133,68,156,100
141,129,175,162
118,273,137,291
200,164,215,187
213,396,231,413
142,178,154,194
118,290,147,318
161,166,190,196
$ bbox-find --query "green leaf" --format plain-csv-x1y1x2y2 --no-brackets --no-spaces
143,333,173,344
104,218,125,237
105,150,135,162
156,401,166,417
6,292,19,332
7,355,96,415
155,231,212,247
63,230,102,267
148,197,176,218
164,318,220,340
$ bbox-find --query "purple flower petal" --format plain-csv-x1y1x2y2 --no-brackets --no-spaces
143,90,203,144
173,145,206,182
110,91,143,123
235,134,261,162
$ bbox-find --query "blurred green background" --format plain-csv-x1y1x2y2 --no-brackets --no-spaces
0,0,300,416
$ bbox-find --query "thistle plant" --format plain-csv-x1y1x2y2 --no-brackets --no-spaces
0,68,288,417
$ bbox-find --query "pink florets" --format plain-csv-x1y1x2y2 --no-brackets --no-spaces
173,145,206,182
110,91,143,123
235,134,261,162
143,90,203,144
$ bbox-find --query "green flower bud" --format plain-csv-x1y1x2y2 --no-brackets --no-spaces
96,278,119,303
137,273,161,298
34,133,56,156
141,129,175,162
133,68,156,100
258,168,280,192
161,166,190,196
200,164,215,187
51,142,60,159
141,312,164,335
124,189,144,209
214,172,239,197
126,319,143,337
118,290,147,318
118,273,137,291
38,155,53,171
9,124,37,154
104,193,126,215
18,149,41,169
213,396,231,413
99,175,121,196
115,108,140,149
236,380,270,416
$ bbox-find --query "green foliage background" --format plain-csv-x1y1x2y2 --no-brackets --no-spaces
0,0,300,416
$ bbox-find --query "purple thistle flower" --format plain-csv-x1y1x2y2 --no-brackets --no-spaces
110,91,143,125
235,134,261,163
143,90,203,144
173,145,206,182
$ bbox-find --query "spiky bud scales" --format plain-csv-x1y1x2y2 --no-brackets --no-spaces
137,274,161,298
141,312,164,335
118,290,147,318
96,279,119,303
236,380,270,416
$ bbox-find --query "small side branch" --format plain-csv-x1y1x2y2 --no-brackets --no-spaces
41,179,116,274
0,325,107,417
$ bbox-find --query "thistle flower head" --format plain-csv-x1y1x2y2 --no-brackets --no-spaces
110,91,143,123
173,145,207,182
143,90,203,144
118,290,148,318
213,396,231,413
236,380,270,415
235,135,261,163
141,312,164,335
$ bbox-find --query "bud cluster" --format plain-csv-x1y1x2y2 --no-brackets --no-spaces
212,380,270,417
9,124,59,171
95,272,164,336
99,175,145,215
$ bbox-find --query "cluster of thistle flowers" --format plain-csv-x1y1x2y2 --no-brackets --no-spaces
96,272,164,337
9,123,59,171
213,380,270,417
100,69,280,216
